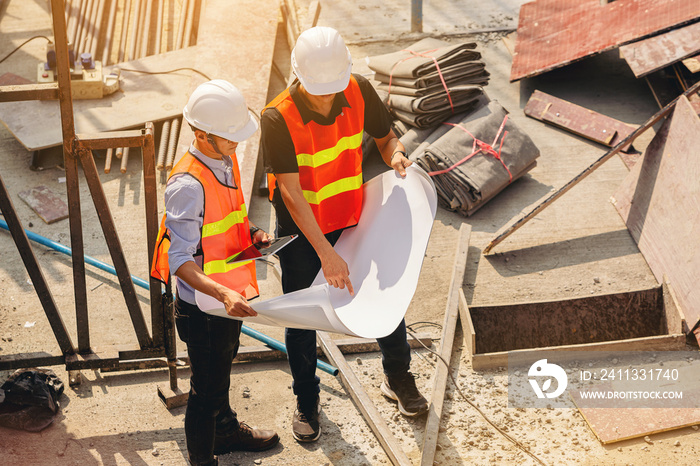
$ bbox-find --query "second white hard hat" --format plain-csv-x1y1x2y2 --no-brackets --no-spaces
183,79,258,142
292,26,352,95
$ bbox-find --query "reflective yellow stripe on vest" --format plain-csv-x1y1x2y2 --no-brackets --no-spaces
203,258,252,276
303,172,363,205
201,204,248,238
296,131,363,168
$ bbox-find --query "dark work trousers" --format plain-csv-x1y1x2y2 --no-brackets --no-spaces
175,296,242,465
276,224,412,404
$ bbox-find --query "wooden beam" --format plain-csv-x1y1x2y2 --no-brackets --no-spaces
0,83,59,102
318,331,413,466
420,223,471,466
483,79,700,254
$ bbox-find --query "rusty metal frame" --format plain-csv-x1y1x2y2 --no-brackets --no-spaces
0,0,170,376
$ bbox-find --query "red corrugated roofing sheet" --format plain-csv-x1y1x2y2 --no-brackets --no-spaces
510,0,700,82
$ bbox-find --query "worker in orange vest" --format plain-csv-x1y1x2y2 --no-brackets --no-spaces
151,80,279,465
261,27,428,444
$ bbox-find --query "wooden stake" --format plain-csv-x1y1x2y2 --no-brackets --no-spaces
483,79,700,254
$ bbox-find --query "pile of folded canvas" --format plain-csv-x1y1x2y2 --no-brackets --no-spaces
398,97,540,216
368,38,489,128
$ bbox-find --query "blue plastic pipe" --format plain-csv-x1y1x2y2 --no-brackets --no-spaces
0,219,339,376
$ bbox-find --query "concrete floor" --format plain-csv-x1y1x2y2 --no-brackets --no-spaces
1,0,699,465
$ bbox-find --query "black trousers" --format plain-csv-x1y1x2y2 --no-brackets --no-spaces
175,297,242,464
276,225,412,403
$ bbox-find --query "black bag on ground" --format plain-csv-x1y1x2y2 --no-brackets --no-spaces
0,368,64,432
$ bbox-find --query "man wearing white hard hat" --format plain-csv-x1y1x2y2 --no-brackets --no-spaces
261,27,428,443
151,80,279,465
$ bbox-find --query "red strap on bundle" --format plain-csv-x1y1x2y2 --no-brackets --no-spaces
428,114,512,181
388,48,455,112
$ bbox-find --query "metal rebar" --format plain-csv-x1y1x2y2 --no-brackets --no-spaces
156,119,170,171
183,0,196,47
411,0,423,33
104,147,113,173
164,117,180,170
120,146,130,173
89,0,106,58
77,0,95,54
84,0,100,56
175,0,189,50
101,0,118,65
118,0,132,63
155,0,164,54
73,0,88,51
127,0,142,61
115,146,124,159
140,0,154,58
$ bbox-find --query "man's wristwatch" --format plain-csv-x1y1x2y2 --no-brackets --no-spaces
391,150,407,161
249,225,261,237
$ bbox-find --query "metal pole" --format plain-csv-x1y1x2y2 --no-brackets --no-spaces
411,0,423,33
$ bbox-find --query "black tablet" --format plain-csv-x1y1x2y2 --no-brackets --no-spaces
226,234,298,263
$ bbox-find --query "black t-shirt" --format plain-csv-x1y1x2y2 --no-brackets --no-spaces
261,73,393,176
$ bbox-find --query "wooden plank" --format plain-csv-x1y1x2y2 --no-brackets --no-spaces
511,0,700,82
421,223,471,466
0,47,199,151
572,401,700,444
620,21,700,78
524,90,638,153
611,95,700,342
174,0,278,206
483,79,700,254
471,334,687,371
318,331,413,466
457,288,475,356
17,185,69,224
683,54,700,73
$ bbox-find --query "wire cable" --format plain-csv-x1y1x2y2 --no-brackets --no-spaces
0,35,51,65
406,327,548,466
118,66,211,81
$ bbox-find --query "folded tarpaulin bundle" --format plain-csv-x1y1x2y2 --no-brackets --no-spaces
387,85,483,114
414,99,540,216
368,37,489,129
367,37,480,78
392,99,481,129
375,63,489,92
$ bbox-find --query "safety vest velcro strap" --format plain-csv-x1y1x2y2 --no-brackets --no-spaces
203,258,252,276
296,131,363,168
303,173,363,205
202,205,248,238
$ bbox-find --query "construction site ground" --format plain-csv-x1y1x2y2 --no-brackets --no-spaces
1,0,699,465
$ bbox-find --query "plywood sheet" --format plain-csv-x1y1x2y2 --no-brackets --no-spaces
511,0,700,82
620,21,700,78
0,47,199,151
174,0,278,206
572,401,700,444
611,96,700,338
524,90,638,153
17,185,68,224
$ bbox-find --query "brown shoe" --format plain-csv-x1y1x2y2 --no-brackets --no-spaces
381,372,429,416
292,396,321,443
213,422,279,454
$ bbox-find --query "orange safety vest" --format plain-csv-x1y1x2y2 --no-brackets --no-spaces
150,151,259,300
266,76,365,235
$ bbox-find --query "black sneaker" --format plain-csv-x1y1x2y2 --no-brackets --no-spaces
381,372,429,416
292,396,321,443
213,422,279,454
188,455,218,466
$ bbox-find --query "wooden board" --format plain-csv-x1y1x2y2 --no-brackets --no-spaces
683,54,700,73
17,185,69,224
571,401,700,444
0,47,199,151
511,0,700,82
524,89,639,153
611,96,700,340
174,0,278,207
620,21,700,78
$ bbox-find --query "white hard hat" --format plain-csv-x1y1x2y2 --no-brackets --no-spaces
183,79,258,142
292,26,352,95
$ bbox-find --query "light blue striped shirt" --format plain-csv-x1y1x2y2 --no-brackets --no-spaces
164,144,235,304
